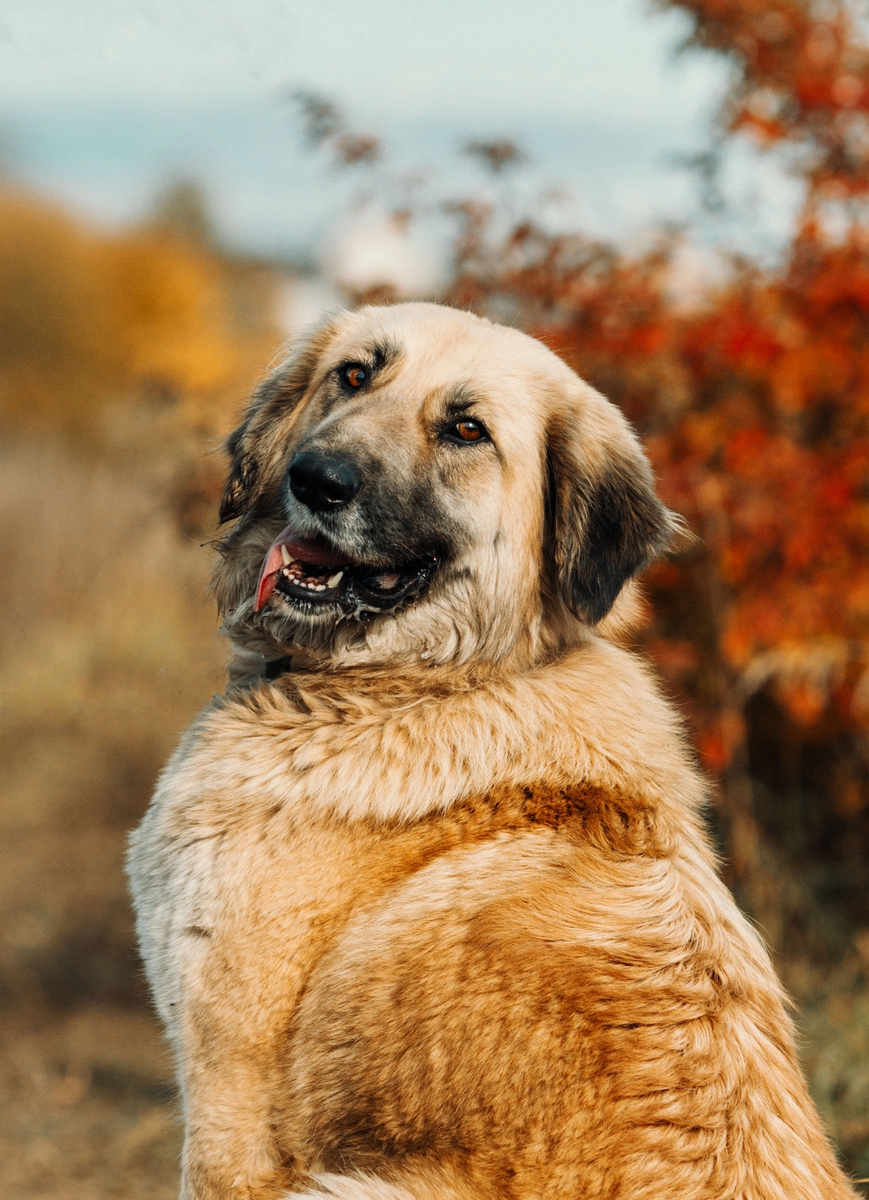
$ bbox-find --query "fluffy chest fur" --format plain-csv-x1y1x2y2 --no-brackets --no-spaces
130,640,690,1018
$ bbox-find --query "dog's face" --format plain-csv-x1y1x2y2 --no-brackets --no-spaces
213,303,676,673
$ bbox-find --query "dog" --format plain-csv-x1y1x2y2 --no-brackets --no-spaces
128,303,858,1199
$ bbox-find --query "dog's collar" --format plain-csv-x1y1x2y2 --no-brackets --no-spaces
264,656,294,681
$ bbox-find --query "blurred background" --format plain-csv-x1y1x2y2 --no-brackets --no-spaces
1,1,869,1196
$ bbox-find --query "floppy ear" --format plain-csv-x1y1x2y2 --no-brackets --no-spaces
218,414,261,524
218,319,341,526
547,397,678,625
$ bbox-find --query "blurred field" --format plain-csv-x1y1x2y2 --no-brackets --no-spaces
0,436,209,1198
0,1006,179,1199
0,186,278,1197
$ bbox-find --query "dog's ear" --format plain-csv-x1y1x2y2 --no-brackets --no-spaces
218,320,340,525
547,393,678,624
218,413,261,525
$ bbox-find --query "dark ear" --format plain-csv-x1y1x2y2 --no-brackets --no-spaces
217,319,341,526
548,404,678,624
218,415,260,524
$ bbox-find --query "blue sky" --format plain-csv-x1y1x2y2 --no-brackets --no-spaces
0,0,796,259
0,0,720,114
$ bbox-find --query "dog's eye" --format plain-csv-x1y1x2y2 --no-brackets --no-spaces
444,419,489,444
339,363,369,390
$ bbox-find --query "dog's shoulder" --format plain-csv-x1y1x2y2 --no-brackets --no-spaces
144,639,708,836
406,778,676,861
278,780,789,1190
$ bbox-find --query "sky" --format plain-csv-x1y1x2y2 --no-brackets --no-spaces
0,0,720,115
0,0,797,262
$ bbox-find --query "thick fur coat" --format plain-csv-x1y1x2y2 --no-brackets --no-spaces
128,303,859,1199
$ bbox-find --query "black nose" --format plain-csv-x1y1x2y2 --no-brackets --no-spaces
288,450,362,512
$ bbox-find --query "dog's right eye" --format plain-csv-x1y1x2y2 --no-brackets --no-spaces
443,418,490,445
339,363,369,390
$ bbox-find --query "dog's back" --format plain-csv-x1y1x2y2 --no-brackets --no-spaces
283,779,847,1199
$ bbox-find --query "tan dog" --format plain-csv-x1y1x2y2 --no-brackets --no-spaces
128,303,858,1200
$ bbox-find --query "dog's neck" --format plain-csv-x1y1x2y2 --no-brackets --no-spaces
173,636,710,859
221,581,647,691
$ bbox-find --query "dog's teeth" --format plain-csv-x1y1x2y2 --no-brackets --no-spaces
315,584,326,591
280,545,293,566
326,571,344,587
378,573,401,590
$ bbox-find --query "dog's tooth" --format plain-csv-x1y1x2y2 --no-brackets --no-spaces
280,544,293,566
315,584,326,591
378,573,401,590
326,571,344,587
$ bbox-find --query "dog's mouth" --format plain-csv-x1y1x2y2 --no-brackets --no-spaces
255,527,436,617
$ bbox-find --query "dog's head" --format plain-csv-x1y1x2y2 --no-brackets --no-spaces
213,303,678,675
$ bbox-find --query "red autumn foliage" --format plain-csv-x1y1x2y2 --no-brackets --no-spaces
670,0,869,199
449,1,869,951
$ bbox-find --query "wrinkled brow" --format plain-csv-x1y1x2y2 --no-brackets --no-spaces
442,384,486,416
371,340,401,371
338,339,401,374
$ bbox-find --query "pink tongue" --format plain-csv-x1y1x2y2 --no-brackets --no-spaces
255,526,350,611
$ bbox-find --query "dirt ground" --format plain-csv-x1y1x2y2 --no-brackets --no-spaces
0,1006,181,1200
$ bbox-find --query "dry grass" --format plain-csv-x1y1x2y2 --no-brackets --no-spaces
0,431,223,1198
0,435,225,1007
796,964,869,1183
0,183,280,1198
0,1008,181,1200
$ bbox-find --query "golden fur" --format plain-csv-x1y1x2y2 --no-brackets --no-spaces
128,303,858,1199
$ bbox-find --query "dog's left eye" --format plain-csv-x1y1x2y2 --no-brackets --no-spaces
339,363,369,390
444,419,489,444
